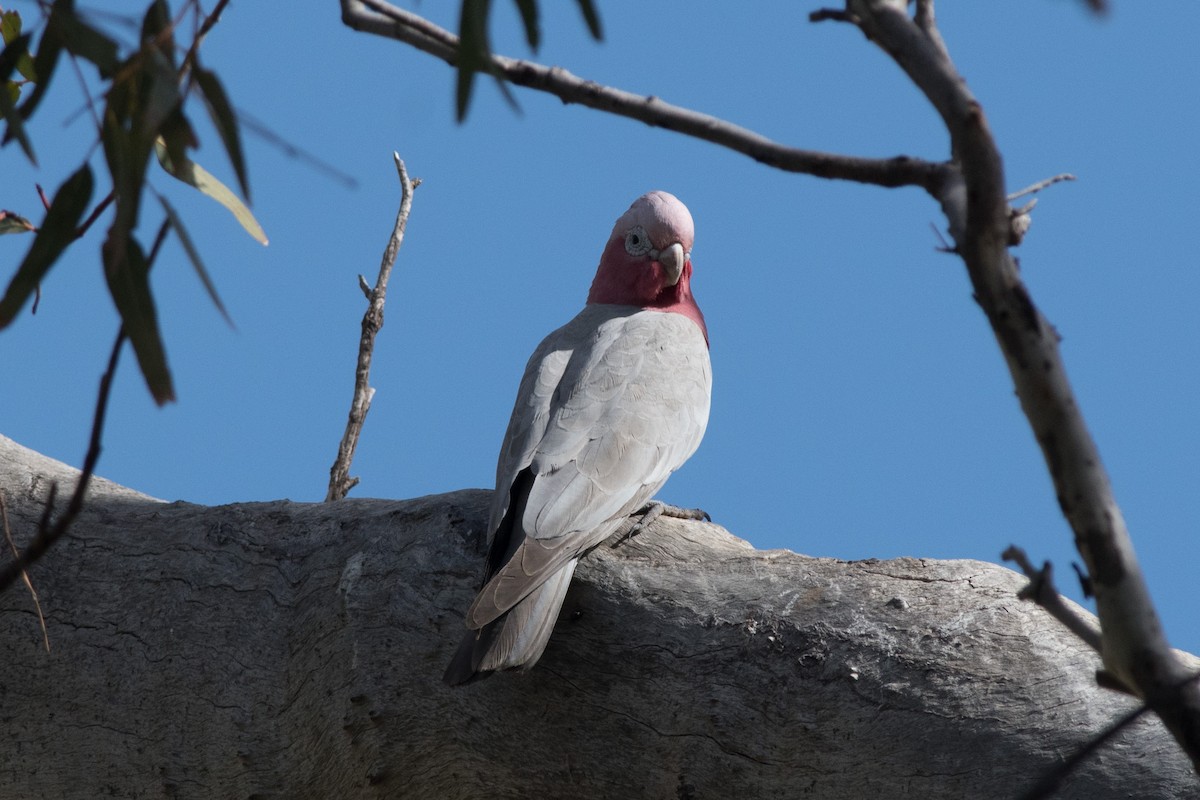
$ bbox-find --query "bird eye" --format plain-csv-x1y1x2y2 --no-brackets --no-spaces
624,225,653,257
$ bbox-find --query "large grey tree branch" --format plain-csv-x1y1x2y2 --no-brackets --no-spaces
338,0,1200,769
1,433,1196,799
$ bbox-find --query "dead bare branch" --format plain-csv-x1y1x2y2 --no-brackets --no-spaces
845,0,1200,764
1008,173,1076,202
340,0,951,194
325,153,417,502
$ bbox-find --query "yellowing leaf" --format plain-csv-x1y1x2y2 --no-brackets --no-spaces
154,138,267,245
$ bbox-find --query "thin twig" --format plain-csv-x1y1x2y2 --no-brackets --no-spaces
235,108,359,189
1,492,50,651
179,0,232,76
75,191,116,239
341,0,950,193
325,153,418,501
1007,173,1076,202
1001,546,1104,655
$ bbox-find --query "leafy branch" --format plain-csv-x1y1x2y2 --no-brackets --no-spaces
0,0,264,404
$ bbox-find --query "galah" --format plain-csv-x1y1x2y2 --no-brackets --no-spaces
443,190,712,685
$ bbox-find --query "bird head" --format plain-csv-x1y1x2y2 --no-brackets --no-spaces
587,191,696,308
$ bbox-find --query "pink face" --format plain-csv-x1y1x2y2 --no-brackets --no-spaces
586,191,707,343
587,191,695,306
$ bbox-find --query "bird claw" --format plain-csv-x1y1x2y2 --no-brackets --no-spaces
610,501,711,548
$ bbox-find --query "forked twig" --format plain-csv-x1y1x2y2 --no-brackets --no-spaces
1002,545,1104,656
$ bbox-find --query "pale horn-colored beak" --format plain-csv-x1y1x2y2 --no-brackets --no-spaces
657,242,686,286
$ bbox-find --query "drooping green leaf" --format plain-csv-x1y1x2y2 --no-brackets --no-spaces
100,103,132,205
101,87,147,257
15,8,63,125
156,193,232,325
155,138,268,245
454,0,523,119
103,232,175,404
140,0,175,64
513,0,539,51
455,0,490,122
0,164,94,327
575,0,603,40
194,66,249,200
0,210,35,234
58,9,119,79
137,44,183,142
157,105,197,169
0,31,35,162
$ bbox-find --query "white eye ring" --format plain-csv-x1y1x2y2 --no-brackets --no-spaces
624,225,653,257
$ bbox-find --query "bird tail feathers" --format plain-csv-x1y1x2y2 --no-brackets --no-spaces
443,559,578,686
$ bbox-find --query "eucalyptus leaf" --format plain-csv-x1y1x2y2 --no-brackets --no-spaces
103,232,175,405
157,193,233,325
0,10,20,45
60,11,119,79
0,10,34,80
513,0,539,51
0,31,35,162
155,138,267,245
575,0,602,40
455,0,490,121
16,5,64,124
195,67,249,200
0,210,35,234
0,164,94,327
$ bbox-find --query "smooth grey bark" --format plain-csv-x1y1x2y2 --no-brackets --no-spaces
0,433,1195,799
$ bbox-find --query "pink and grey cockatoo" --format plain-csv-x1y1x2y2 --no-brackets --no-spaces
443,190,711,685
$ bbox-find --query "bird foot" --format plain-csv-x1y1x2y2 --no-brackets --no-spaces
610,502,711,548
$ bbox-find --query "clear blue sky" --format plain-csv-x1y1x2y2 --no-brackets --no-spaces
4,2,1199,657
